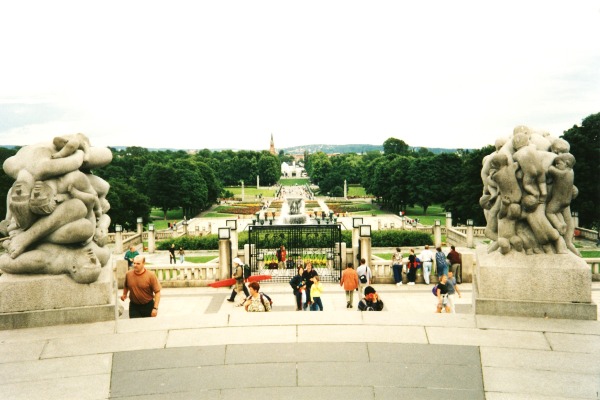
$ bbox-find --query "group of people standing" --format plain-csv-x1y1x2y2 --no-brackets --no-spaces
392,245,463,286
168,243,185,264
289,263,323,311
391,245,463,312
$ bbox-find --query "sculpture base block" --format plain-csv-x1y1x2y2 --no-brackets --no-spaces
0,264,115,330
473,247,597,320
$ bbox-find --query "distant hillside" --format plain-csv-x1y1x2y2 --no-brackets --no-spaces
0,144,466,154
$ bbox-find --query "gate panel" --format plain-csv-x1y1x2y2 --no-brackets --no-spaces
248,224,342,283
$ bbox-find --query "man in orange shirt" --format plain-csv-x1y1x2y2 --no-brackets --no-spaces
121,255,161,318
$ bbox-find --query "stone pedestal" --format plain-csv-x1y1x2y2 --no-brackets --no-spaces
473,247,597,320
0,263,115,330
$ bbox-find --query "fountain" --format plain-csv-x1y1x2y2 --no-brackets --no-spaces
279,197,307,224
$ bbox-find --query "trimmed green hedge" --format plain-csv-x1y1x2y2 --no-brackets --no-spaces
158,230,432,250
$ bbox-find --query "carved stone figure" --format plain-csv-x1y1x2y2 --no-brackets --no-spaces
0,134,112,283
481,126,579,256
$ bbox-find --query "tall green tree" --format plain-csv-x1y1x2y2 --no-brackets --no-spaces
258,153,280,186
562,112,600,229
444,146,492,225
383,137,410,156
142,162,180,219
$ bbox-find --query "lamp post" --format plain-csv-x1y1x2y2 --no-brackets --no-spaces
226,219,238,263
359,224,372,268
445,212,452,230
352,217,363,263
434,219,442,248
466,219,474,248
136,217,143,234
148,223,156,253
114,224,123,254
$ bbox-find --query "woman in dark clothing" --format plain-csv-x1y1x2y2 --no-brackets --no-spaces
289,266,306,311
301,262,318,310
407,248,418,285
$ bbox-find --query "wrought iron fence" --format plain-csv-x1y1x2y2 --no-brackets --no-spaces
248,224,343,283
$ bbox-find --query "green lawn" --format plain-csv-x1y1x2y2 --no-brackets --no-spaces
581,250,600,258
186,256,219,263
279,178,309,185
347,186,367,197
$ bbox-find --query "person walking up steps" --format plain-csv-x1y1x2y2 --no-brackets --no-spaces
340,262,359,308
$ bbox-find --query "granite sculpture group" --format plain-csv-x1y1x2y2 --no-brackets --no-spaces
480,125,580,257
0,133,112,283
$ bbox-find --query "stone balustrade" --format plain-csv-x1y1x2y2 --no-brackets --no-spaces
140,256,598,286
144,263,220,287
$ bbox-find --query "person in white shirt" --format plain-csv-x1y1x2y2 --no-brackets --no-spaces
356,258,372,296
419,245,434,285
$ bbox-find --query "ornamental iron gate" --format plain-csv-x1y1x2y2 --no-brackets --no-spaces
247,224,343,283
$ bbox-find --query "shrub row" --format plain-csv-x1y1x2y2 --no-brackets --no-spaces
159,230,432,251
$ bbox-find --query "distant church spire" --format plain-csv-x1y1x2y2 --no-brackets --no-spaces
269,133,276,155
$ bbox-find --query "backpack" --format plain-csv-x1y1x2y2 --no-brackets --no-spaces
432,284,438,296
260,292,273,306
243,264,251,279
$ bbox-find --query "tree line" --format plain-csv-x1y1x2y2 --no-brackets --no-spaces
305,112,599,229
0,112,597,231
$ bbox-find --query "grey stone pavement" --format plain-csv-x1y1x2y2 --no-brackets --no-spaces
1,275,599,400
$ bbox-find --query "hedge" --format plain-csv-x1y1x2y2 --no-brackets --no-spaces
158,230,432,250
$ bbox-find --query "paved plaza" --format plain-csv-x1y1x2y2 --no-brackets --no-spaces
0,277,599,399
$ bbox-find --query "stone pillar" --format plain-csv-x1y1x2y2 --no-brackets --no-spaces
352,227,360,265
434,223,442,248
230,229,239,261
339,242,347,271
461,252,474,283
467,224,474,248
148,228,156,253
183,222,188,236
219,238,231,280
136,219,143,235
359,237,372,267
445,214,452,230
114,230,123,254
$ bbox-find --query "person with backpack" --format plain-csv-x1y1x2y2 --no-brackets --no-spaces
289,266,306,311
356,258,372,297
435,247,449,278
226,258,250,304
243,282,271,312
406,249,418,285
358,286,384,311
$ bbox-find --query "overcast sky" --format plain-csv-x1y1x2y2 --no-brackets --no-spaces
1,1,599,152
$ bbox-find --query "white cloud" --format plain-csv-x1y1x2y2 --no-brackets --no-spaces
0,0,598,151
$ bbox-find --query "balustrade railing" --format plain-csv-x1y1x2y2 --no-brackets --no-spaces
145,263,220,287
